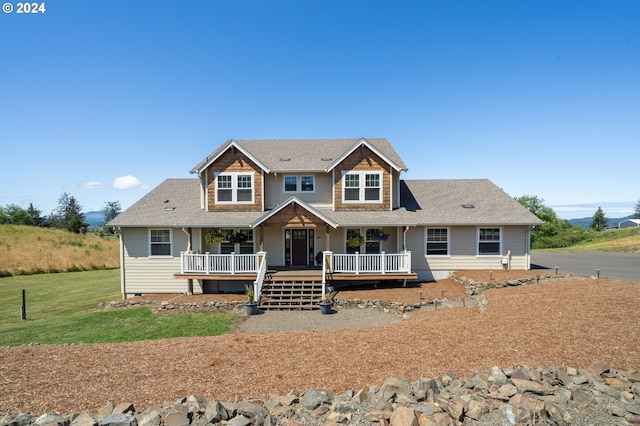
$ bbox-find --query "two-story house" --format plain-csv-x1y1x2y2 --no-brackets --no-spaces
109,138,542,303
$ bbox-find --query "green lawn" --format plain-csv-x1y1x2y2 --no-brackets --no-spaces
0,270,235,346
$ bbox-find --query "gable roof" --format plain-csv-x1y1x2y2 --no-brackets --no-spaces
250,196,339,228
190,138,407,174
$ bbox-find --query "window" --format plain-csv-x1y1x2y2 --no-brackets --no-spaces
426,228,449,256
478,228,501,255
284,175,315,192
301,176,314,191
342,171,382,203
365,228,381,254
215,173,253,203
149,229,171,256
284,176,297,192
219,228,254,254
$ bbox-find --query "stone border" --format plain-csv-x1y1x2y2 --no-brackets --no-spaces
3,362,638,426
449,273,573,296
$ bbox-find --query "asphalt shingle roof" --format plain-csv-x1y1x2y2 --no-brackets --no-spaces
109,178,542,228
190,138,408,173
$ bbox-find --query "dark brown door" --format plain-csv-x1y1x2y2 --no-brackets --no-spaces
291,230,307,265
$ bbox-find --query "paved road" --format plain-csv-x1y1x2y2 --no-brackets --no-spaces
531,252,640,281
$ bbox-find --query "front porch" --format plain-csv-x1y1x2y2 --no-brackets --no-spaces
175,250,417,309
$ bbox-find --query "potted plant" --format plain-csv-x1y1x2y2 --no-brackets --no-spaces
204,229,226,244
244,284,258,315
319,285,334,314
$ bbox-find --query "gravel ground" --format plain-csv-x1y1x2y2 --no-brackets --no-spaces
231,306,404,334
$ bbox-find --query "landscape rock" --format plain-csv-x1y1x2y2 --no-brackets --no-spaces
5,364,640,426
98,414,136,426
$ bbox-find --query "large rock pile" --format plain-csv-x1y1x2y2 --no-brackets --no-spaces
3,362,639,426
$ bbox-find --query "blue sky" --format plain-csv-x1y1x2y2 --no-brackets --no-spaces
1,0,638,220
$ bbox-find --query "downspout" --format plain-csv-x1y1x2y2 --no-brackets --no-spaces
181,227,192,252
402,225,410,252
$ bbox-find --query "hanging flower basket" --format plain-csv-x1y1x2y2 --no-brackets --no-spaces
373,229,389,241
229,231,248,244
347,233,365,248
204,229,226,244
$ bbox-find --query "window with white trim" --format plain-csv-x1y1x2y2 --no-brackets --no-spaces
343,171,382,203
284,175,315,193
478,227,501,255
426,228,449,256
149,229,172,256
215,172,254,203
365,228,381,254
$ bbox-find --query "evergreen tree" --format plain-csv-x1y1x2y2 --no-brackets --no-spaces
27,203,45,226
101,200,122,234
634,199,640,219
49,192,89,233
590,207,608,231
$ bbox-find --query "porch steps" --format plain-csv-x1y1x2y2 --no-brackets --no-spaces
259,279,324,310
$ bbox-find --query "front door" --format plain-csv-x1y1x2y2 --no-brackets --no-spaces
291,229,308,265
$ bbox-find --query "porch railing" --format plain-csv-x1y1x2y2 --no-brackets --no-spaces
323,250,412,282
252,251,268,303
180,251,259,274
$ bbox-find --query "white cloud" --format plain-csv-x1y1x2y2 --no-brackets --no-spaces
83,181,104,189
113,175,143,190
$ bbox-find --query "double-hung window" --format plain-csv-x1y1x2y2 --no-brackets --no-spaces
343,171,382,203
365,228,381,254
215,173,253,204
149,229,172,257
478,228,501,255
426,228,449,256
284,175,315,193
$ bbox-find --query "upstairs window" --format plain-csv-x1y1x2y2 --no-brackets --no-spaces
215,173,254,204
426,228,449,256
149,229,171,257
343,171,382,203
478,227,501,255
284,175,315,193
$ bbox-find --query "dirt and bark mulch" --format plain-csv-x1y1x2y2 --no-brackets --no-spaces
1,271,638,417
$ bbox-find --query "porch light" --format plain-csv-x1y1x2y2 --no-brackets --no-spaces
595,269,601,279
535,274,540,283
554,266,559,274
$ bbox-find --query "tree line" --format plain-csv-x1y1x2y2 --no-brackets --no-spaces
0,193,121,234
517,196,640,249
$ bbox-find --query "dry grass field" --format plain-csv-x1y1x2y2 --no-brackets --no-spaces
0,225,120,276
1,272,638,416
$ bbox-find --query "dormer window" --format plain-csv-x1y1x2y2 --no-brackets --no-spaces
215,172,254,204
343,171,382,203
283,175,315,193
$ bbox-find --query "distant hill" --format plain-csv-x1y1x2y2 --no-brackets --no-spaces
84,211,105,228
569,215,634,229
